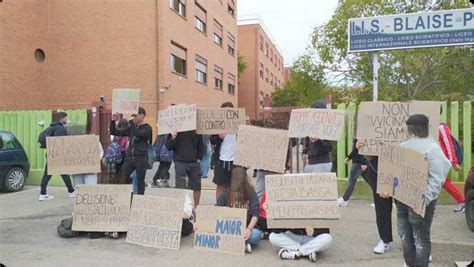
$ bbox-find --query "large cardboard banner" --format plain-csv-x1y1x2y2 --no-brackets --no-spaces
377,144,428,217
112,88,140,114
357,101,441,155
126,195,184,250
288,108,346,140
196,108,246,135
265,173,340,228
194,206,246,256
46,135,101,175
234,125,288,173
72,184,132,232
157,104,197,135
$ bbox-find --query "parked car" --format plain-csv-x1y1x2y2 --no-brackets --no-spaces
465,167,474,232
0,131,30,192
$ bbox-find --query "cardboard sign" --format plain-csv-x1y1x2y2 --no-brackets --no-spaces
112,88,140,114
157,104,197,135
288,108,346,140
72,184,132,232
126,195,184,250
357,101,441,155
265,173,340,228
46,135,101,175
234,125,288,173
145,188,193,200
377,144,428,217
196,108,246,135
194,206,246,256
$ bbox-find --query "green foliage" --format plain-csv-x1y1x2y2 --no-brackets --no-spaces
237,54,247,79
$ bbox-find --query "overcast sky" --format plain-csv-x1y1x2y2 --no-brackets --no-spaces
238,0,339,66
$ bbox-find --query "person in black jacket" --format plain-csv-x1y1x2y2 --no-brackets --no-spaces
39,112,76,201
166,130,204,206
110,107,152,195
338,138,368,207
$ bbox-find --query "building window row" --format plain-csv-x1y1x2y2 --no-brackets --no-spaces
259,62,281,87
258,34,283,70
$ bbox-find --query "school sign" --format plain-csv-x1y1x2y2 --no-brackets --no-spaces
348,8,474,52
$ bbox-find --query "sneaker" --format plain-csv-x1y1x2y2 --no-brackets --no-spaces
160,180,170,188
338,197,348,207
245,243,252,253
38,194,55,201
68,191,76,198
278,249,296,260
308,251,317,262
373,240,390,254
454,203,465,213
429,254,432,262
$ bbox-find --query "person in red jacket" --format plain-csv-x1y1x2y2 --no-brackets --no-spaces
439,120,465,213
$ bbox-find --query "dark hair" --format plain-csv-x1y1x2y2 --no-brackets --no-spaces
311,100,327,109
406,114,429,138
118,119,129,129
221,102,234,108
228,167,254,208
138,106,146,116
56,111,68,121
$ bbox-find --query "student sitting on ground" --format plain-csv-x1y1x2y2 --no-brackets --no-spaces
216,167,262,253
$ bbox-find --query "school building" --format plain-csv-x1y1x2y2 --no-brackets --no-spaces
237,15,285,119
0,0,238,125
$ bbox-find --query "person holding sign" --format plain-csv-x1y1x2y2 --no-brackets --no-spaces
338,138,368,207
216,167,262,253
71,140,104,186
302,100,333,173
110,107,152,195
381,115,451,267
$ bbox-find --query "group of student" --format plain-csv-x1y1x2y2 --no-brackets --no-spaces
39,100,461,266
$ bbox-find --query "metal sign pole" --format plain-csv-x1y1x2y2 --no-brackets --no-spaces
372,53,379,101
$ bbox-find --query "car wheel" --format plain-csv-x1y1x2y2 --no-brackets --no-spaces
3,167,26,192
466,190,474,232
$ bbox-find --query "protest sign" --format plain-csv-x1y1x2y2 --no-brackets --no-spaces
126,195,184,250
112,88,140,114
157,104,197,135
145,188,193,200
357,101,441,155
234,125,288,173
194,206,246,256
196,108,246,135
46,135,101,175
72,184,132,232
265,173,339,228
288,108,346,140
377,143,428,217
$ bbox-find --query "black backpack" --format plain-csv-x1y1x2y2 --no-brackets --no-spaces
38,126,55,149
57,217,80,238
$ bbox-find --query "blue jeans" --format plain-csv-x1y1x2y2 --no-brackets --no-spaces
130,170,137,194
342,163,362,201
247,228,262,246
200,144,211,178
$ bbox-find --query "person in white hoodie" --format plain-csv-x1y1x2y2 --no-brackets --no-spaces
382,114,451,267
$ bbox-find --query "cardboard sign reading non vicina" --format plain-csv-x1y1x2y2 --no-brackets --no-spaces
157,104,197,135
357,101,441,155
112,88,140,114
194,206,247,256
234,125,288,174
196,108,246,135
126,195,184,250
288,108,346,140
265,173,340,228
377,144,428,217
47,135,101,175
72,184,132,232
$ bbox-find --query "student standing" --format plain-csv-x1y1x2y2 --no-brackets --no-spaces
338,138,367,206
152,134,173,188
71,140,104,186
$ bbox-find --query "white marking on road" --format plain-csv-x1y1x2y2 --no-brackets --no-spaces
0,187,38,199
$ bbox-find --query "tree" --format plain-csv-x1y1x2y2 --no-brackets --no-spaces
311,0,473,102
237,54,247,79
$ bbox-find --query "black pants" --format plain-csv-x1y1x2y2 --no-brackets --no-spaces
121,156,147,195
153,161,172,181
361,158,393,243
40,163,75,195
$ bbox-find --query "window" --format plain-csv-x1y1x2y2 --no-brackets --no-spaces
227,0,235,17
170,0,186,17
227,73,235,95
259,63,264,78
195,54,207,84
214,65,223,90
265,68,269,83
265,43,269,57
270,50,273,62
213,20,223,46
270,73,273,86
194,2,206,33
259,35,263,51
170,42,187,75
227,32,235,56
277,59,280,70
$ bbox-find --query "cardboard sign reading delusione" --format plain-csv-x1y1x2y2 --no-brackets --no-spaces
196,108,246,135
157,104,197,135
377,144,428,217
265,173,340,228
126,195,184,250
194,206,246,256
288,109,346,140
112,88,140,114
357,101,441,155
72,184,132,232
46,135,101,175
234,125,288,173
